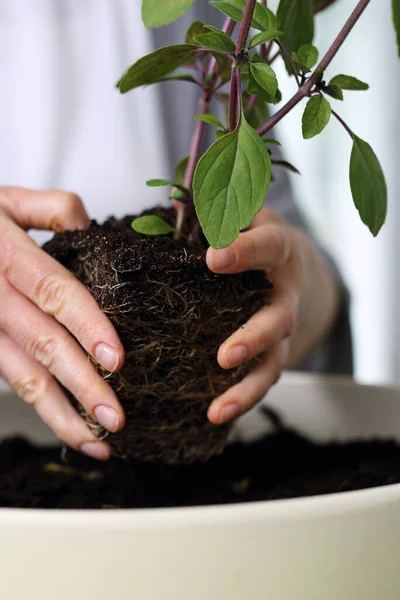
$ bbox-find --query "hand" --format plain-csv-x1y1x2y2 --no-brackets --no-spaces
0,187,125,460
206,206,340,425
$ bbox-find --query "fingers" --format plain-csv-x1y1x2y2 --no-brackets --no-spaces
0,187,90,231
0,215,124,373
208,339,290,425
207,223,291,273
0,279,125,436
0,331,111,460
217,288,298,369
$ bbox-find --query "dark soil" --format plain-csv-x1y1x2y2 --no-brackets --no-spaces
1,409,399,509
43,208,271,464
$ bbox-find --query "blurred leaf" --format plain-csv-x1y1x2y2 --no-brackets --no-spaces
244,95,269,129
175,156,189,184
185,21,208,44
350,136,387,236
249,63,278,96
156,73,199,84
210,0,277,32
329,74,369,90
271,159,300,174
393,0,400,56
277,0,314,58
132,215,175,235
248,30,285,50
263,138,281,146
117,45,198,92
146,179,191,196
302,95,331,139
323,84,343,100
142,0,195,28
295,44,319,69
195,114,226,129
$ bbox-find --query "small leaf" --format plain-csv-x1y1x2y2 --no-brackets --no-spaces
271,159,300,174
185,21,208,44
216,129,228,139
302,95,331,139
323,84,343,101
249,63,278,96
146,179,191,196
193,112,271,248
248,30,285,50
132,215,175,236
195,114,225,129
296,44,319,69
350,136,387,236
292,52,310,74
210,1,277,32
393,0,400,57
263,138,281,146
244,95,269,129
277,0,314,58
329,74,369,91
142,0,195,29
175,156,189,184
194,31,235,53
117,45,198,93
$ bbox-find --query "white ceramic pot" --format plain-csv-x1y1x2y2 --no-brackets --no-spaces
0,372,399,600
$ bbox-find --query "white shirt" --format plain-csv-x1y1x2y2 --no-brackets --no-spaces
0,0,168,243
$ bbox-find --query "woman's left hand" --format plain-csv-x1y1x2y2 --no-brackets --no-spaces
206,206,340,425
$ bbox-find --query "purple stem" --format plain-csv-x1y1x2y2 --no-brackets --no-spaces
257,0,372,136
332,109,354,139
235,0,257,53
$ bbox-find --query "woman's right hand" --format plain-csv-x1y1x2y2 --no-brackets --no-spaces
0,187,126,460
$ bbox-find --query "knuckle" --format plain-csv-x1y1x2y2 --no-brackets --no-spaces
269,225,288,265
282,308,297,339
0,232,16,278
33,273,68,316
12,375,51,406
25,334,60,370
63,192,84,215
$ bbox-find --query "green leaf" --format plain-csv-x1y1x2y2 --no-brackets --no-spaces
142,0,195,29
175,156,189,184
185,21,208,44
295,44,319,69
132,215,175,236
248,30,285,50
249,63,278,96
117,45,198,93
146,179,191,196
277,0,314,57
210,1,277,32
263,138,281,146
271,159,300,174
216,130,228,139
193,112,271,248
244,95,269,129
350,136,387,236
323,84,343,101
195,114,225,129
302,95,331,139
329,74,369,91
194,31,235,54
393,0,400,56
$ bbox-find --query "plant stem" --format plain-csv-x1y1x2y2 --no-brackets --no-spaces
177,18,236,234
257,0,372,136
229,67,239,131
277,41,300,87
235,0,257,53
332,109,354,139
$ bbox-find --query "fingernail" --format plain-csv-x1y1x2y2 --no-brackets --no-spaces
210,248,235,270
94,405,120,432
95,343,119,372
226,345,248,368
80,442,110,461
219,403,241,424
